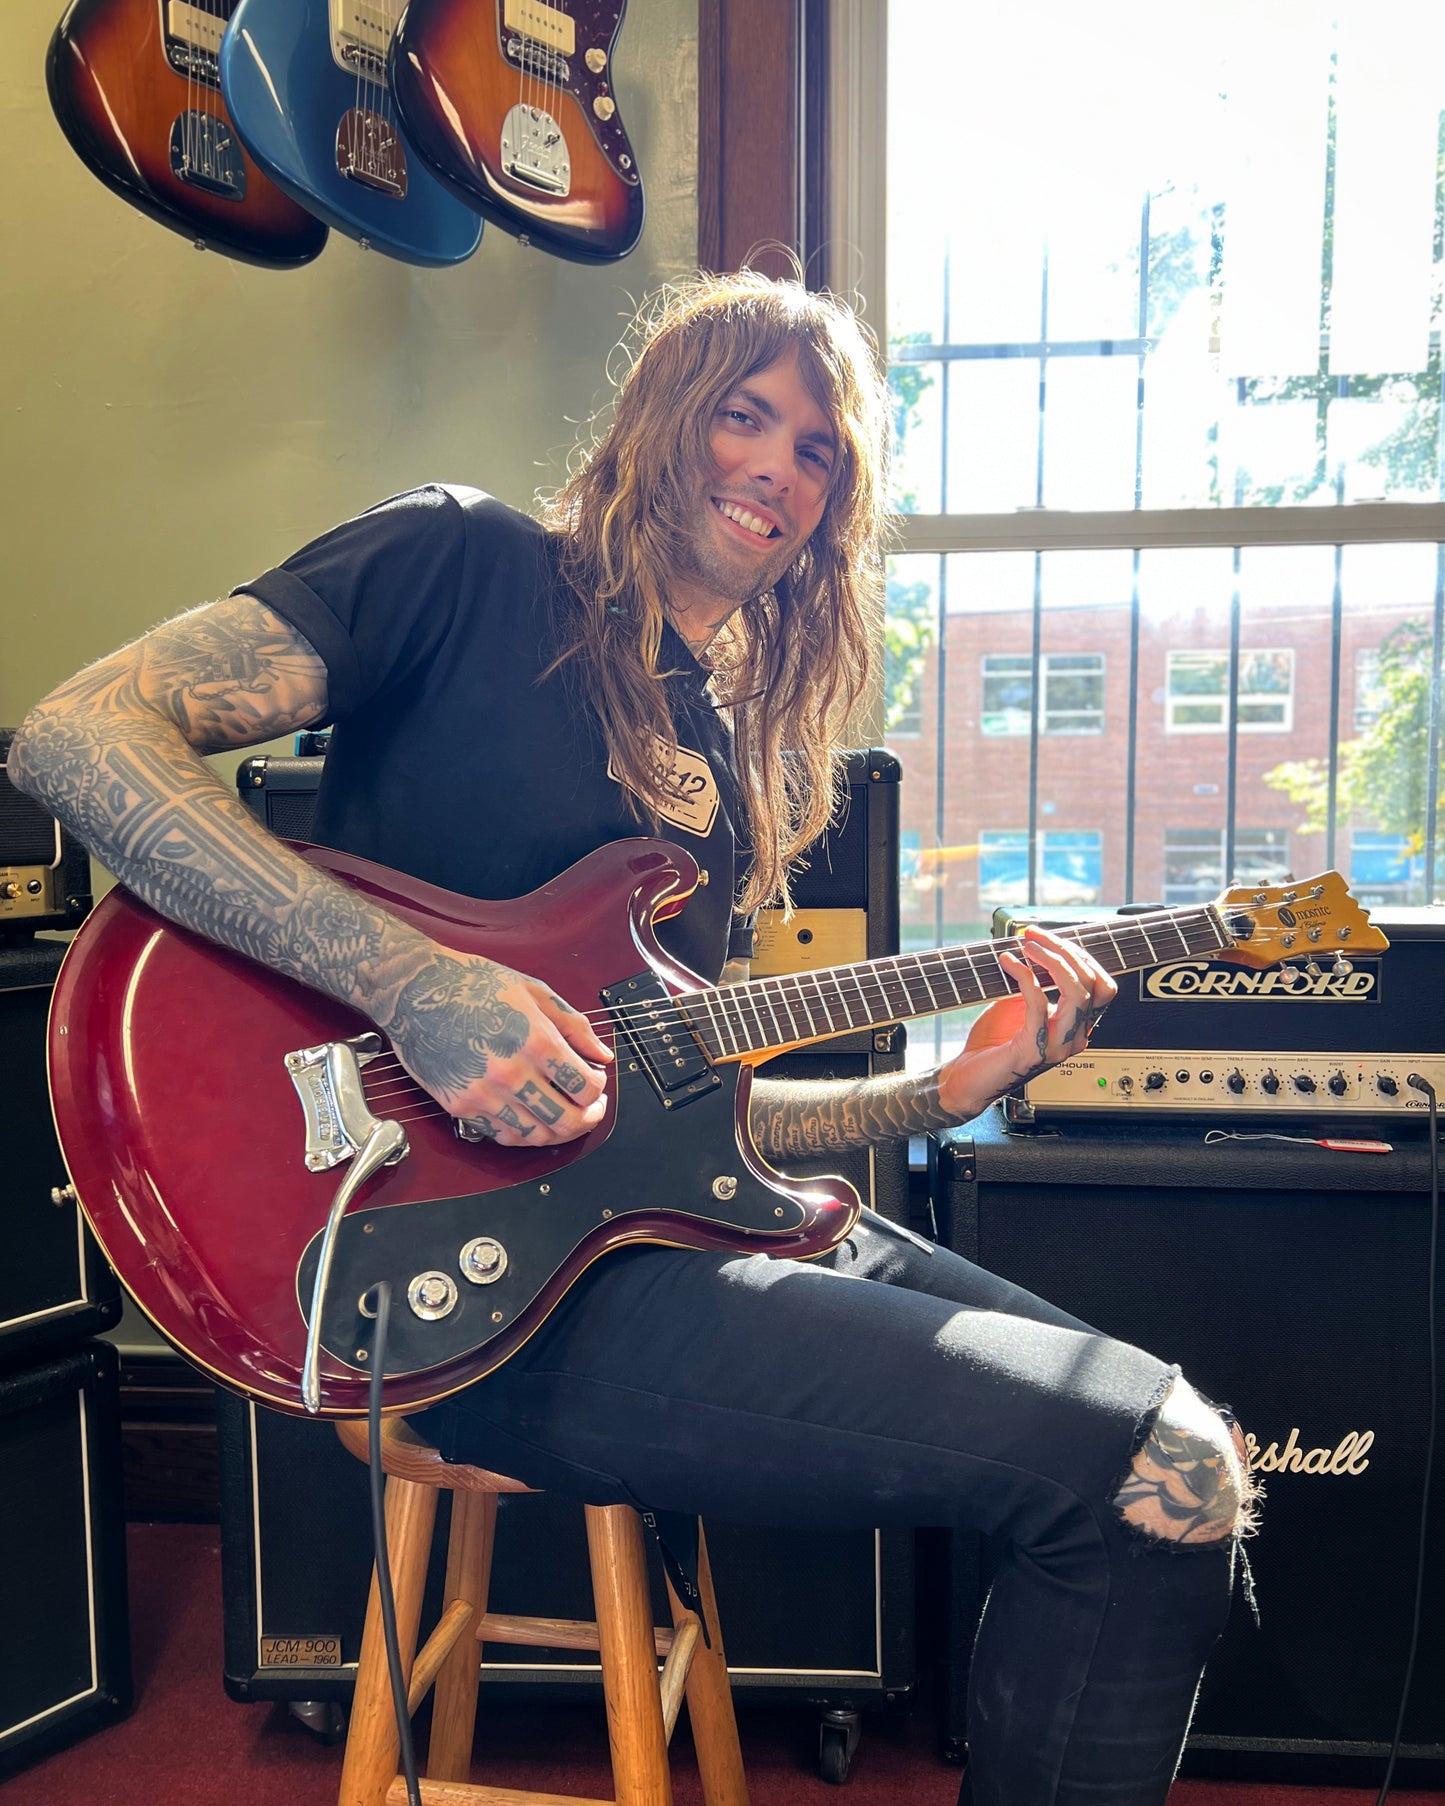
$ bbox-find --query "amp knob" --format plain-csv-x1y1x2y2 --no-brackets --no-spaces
1260,1071,1281,1095
1144,1072,1166,1092
1226,1071,1247,1094
1328,1072,1349,1096
1293,1074,1317,1094
1378,1074,1399,1096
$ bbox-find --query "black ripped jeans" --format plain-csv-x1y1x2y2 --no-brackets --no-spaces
416,1210,1238,1805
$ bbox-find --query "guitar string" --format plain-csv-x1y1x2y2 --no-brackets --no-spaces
330,908,1245,1060
331,912,1246,1119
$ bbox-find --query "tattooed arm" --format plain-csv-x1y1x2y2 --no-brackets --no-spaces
749,927,1115,1161
9,597,610,1146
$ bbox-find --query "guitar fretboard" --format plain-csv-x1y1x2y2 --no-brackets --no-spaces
675,903,1233,1061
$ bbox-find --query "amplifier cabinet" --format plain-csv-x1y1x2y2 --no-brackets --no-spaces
0,735,93,937
1,941,121,1367
994,904,1445,1123
0,1342,132,1776
933,1111,1445,1777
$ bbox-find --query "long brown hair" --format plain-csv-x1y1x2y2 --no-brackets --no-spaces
539,270,890,914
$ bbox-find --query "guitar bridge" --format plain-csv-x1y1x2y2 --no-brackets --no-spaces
599,974,721,1109
500,105,571,196
285,1033,408,1171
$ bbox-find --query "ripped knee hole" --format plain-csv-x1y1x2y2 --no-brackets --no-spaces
1112,1381,1261,1546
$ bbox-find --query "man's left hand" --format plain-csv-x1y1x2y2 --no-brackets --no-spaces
935,926,1117,1121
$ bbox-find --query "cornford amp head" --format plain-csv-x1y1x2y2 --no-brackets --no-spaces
995,903,1445,1125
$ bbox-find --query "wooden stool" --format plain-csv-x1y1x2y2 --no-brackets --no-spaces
334,1417,750,1806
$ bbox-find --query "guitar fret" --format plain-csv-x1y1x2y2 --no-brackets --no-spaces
772,973,807,1043
755,978,789,1047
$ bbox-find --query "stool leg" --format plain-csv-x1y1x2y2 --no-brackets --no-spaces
426,1489,497,1783
338,1475,438,1806
586,1505,673,1806
670,1524,749,1806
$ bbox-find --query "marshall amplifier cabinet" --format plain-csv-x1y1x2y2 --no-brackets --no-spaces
934,1111,1445,1780
0,1342,132,1776
993,904,1445,1124
1,940,121,1367
0,732,92,941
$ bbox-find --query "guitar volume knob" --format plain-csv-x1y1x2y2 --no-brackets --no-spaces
408,1272,459,1319
459,1237,509,1285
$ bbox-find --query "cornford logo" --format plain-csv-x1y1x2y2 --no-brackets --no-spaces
1144,960,1379,1001
1244,1428,1373,1476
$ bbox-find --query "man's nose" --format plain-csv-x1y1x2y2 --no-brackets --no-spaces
746,431,798,492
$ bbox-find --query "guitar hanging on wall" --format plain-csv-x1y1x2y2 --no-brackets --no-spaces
217,0,484,267
388,0,645,262
46,0,329,268
47,840,1387,1419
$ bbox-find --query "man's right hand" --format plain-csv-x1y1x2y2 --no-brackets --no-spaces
382,947,613,1146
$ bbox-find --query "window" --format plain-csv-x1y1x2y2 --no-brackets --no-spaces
1349,831,1426,904
979,830,1103,908
1162,829,1291,904
834,0,1445,1067
1165,651,1295,733
982,653,1105,736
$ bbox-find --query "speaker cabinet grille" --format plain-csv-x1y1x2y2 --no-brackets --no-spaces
935,1114,1445,1771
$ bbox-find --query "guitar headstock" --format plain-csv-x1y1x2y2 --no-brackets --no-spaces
1213,872,1390,969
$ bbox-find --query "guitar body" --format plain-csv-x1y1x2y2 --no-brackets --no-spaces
49,840,859,1418
46,0,328,268
390,0,644,262
218,0,483,266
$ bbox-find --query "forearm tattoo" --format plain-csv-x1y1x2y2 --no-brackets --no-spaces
8,599,442,1023
750,1072,957,1162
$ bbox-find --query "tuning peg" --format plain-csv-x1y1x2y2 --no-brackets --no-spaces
1303,960,1322,978
1332,956,1353,976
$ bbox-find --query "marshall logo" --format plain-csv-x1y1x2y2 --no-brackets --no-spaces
1143,959,1379,1002
1244,1427,1373,1476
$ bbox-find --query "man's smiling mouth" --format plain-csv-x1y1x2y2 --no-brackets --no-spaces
714,498,780,540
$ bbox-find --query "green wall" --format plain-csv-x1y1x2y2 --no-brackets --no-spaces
2,0,699,737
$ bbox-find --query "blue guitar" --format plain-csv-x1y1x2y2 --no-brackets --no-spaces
218,0,483,267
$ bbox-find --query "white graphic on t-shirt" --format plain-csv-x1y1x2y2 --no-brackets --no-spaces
609,736,720,837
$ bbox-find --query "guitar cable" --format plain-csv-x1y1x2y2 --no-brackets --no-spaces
366,1281,425,1806
1374,1075,1439,1806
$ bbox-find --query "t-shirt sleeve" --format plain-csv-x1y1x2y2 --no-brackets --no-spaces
231,485,483,720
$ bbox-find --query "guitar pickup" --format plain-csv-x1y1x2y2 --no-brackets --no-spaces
600,973,721,1108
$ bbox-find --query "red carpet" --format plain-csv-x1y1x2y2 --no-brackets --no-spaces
5,1524,1444,1806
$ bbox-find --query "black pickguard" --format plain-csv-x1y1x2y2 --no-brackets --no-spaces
298,1067,828,1381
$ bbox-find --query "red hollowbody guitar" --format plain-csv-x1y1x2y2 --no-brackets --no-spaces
47,0,328,267
389,0,644,261
48,843,1383,1417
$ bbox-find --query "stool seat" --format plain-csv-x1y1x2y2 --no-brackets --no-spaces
334,1416,749,1806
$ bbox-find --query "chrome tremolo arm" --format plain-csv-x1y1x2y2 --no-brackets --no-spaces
285,1034,411,1415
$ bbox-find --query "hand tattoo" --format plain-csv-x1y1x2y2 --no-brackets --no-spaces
389,959,529,1096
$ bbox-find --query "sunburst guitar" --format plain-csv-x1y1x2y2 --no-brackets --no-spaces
218,0,483,266
47,843,1385,1417
46,0,328,267
388,0,644,262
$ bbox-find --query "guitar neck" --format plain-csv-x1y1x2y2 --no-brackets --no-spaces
682,902,1234,1061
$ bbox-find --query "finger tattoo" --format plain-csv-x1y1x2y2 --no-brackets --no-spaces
516,1080,564,1126
546,1057,588,1096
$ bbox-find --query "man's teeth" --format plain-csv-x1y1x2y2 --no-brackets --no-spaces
716,500,776,539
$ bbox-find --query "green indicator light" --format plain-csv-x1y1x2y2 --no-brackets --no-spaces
1097,1077,1108,1088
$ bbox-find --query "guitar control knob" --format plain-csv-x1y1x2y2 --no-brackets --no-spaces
1378,1074,1399,1096
0,882,19,901
1293,1074,1317,1094
407,1272,459,1320
1328,1072,1349,1096
593,95,617,121
1260,1071,1281,1095
1144,1071,1166,1092
585,46,608,72
459,1237,509,1285
1226,1071,1247,1094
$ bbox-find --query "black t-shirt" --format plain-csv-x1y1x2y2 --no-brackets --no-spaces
238,485,743,982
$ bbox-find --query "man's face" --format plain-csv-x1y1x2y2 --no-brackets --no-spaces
668,346,837,631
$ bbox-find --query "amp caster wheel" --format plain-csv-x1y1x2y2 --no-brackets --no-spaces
818,1707,861,1783
287,1699,346,1743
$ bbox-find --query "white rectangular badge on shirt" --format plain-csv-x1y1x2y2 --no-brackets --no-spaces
610,736,720,838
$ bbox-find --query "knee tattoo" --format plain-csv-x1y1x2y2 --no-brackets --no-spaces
1113,1379,1260,1546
